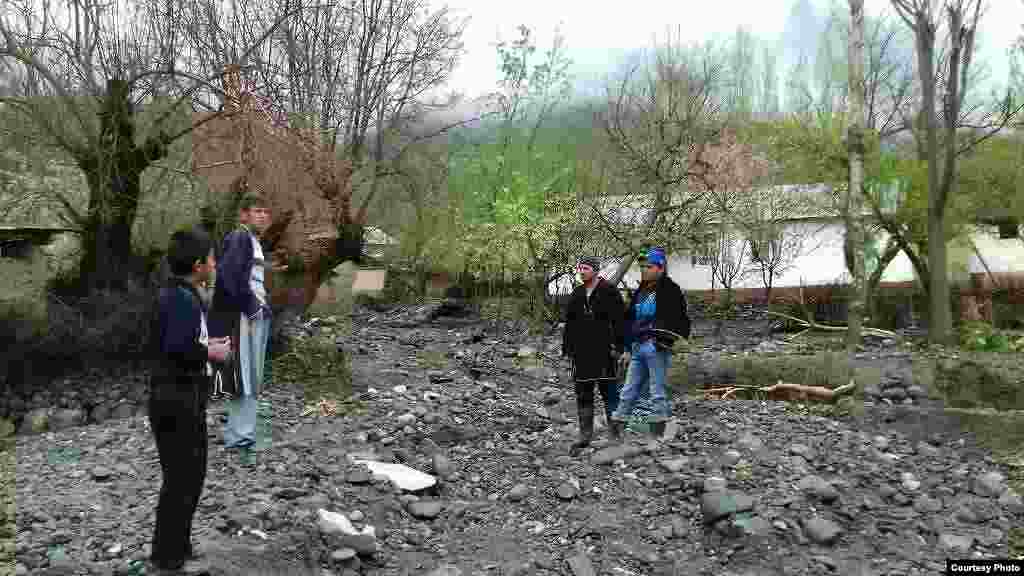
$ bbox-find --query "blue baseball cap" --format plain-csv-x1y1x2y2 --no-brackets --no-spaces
646,247,666,268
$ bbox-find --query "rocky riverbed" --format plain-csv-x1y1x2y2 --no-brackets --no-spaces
11,306,1024,575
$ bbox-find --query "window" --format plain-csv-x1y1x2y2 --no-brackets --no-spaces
748,238,767,263
691,245,713,266
747,229,774,263
0,240,31,259
998,219,1019,240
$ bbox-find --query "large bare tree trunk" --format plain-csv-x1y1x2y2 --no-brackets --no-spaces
846,0,867,351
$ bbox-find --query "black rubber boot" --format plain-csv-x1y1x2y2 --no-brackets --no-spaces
570,400,595,452
651,421,667,440
607,414,622,441
608,419,625,442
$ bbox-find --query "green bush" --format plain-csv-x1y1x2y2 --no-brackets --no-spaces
959,321,1009,352
270,334,351,402
932,354,1024,410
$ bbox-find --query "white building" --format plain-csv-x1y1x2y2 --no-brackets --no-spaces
549,184,1024,298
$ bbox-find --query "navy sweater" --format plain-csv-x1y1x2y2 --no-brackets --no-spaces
148,278,209,409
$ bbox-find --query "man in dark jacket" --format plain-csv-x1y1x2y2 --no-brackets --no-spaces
562,256,626,451
210,192,273,449
611,247,690,440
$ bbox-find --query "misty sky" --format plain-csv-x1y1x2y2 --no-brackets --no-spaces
441,0,1023,101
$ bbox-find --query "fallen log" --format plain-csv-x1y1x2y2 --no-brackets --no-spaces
703,379,857,403
767,283,898,341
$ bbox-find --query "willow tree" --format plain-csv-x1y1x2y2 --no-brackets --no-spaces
0,0,294,292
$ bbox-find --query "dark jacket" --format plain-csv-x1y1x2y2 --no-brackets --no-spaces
147,278,210,412
623,274,690,350
563,278,626,382
210,227,264,337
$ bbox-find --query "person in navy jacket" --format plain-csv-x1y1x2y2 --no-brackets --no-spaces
210,192,274,450
610,247,690,440
147,227,231,574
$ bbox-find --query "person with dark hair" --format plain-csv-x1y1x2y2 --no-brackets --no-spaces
562,256,626,451
210,192,273,450
147,226,231,575
610,247,690,440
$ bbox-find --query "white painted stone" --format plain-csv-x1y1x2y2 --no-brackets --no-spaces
349,458,436,492
317,509,376,538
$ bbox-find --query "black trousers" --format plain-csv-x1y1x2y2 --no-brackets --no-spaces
574,378,620,431
148,393,208,569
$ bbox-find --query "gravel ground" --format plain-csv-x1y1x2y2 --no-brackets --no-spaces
11,307,1024,575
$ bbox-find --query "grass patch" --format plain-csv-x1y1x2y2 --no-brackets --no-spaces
945,408,1024,557
270,335,352,403
417,349,449,370
675,351,884,393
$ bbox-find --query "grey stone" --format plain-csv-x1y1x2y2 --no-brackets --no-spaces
882,387,907,401
556,482,577,501
408,500,444,519
802,516,843,545
431,454,455,479
331,548,357,561
346,468,372,484
701,491,755,524
19,408,49,434
703,476,728,493
721,449,742,467
565,552,597,576
728,514,773,537
938,533,973,554
659,457,689,473
591,444,644,465
736,433,764,452
507,484,529,502
998,489,1023,514
913,495,943,513
798,475,839,503
48,409,85,431
91,467,113,482
110,402,135,420
971,472,1007,498
906,385,926,398
425,564,463,576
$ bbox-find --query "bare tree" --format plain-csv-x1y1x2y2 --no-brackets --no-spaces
741,185,826,304
890,0,1024,343
0,0,294,291
597,35,728,286
707,225,751,297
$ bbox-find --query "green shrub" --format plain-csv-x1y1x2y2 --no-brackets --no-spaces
931,354,1024,410
959,321,1009,352
270,334,351,402
706,291,738,322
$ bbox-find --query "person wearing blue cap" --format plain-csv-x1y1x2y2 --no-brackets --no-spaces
562,256,626,451
610,247,690,440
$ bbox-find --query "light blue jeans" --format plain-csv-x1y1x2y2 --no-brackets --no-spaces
224,312,270,448
612,340,672,422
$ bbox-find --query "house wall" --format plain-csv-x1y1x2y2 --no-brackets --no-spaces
546,220,1024,298
966,228,1024,275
